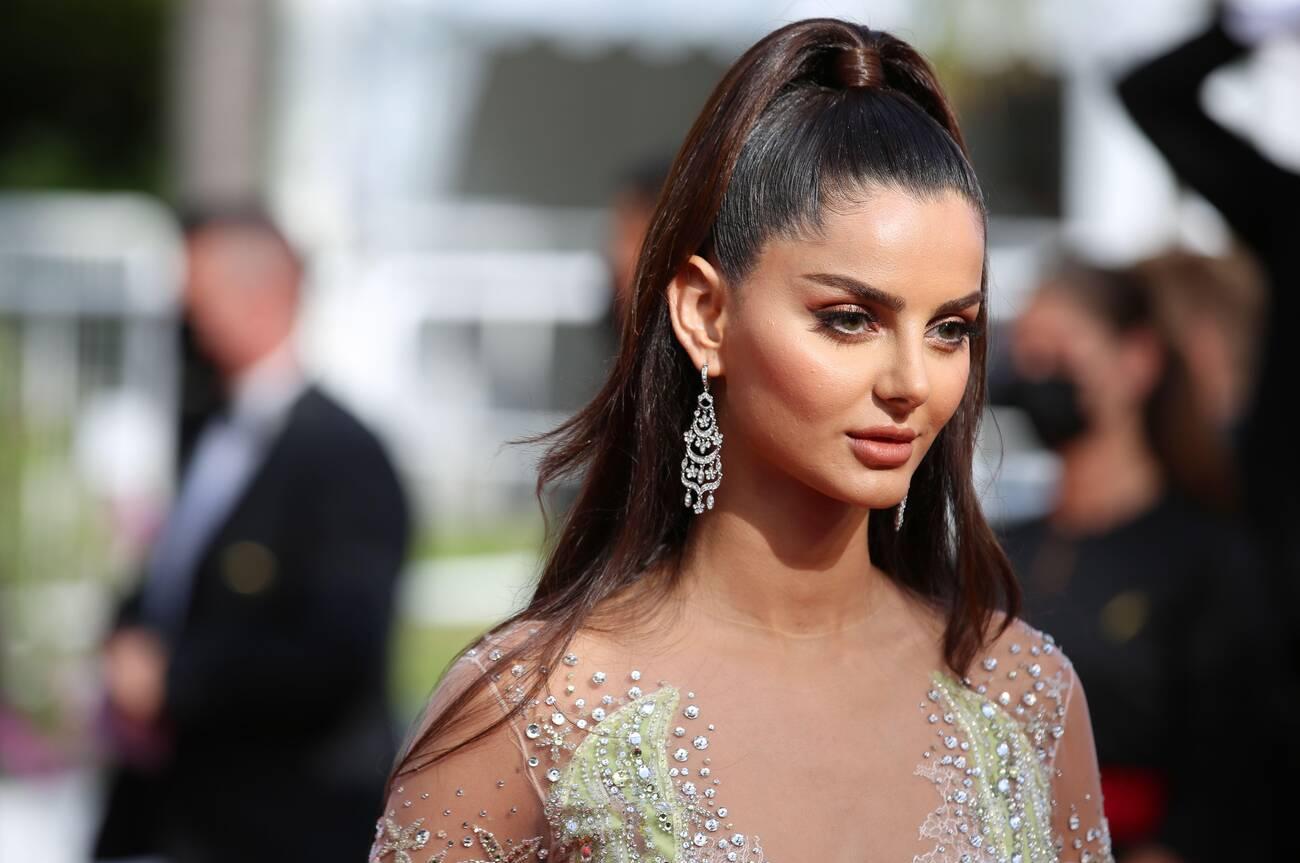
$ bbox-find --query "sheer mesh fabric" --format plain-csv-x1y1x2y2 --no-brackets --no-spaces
370,603,1113,863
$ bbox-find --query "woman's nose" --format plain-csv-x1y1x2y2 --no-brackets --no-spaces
874,333,931,410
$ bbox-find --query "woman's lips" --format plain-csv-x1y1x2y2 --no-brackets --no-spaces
847,435,914,468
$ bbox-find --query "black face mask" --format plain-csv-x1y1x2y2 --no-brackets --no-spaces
1009,373,1089,451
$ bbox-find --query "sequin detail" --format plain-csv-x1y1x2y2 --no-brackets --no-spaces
914,621,1114,863
371,816,546,863
372,619,1113,863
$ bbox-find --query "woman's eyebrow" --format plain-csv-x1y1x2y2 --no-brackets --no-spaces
801,272,982,316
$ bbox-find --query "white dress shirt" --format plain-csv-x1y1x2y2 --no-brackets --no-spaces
138,339,309,639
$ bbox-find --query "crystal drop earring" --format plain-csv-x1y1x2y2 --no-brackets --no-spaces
681,362,723,514
894,492,908,532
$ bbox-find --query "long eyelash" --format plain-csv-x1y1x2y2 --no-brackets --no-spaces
942,320,984,345
811,310,875,343
812,311,985,347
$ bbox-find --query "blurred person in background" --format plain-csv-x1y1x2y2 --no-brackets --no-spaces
1116,0,1300,790
550,157,671,415
1135,248,1263,436
548,159,670,518
995,258,1281,862
606,157,673,326
93,209,412,863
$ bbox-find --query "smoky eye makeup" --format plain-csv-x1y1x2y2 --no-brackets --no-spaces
800,308,982,353
811,306,877,339
934,317,984,345
810,304,983,347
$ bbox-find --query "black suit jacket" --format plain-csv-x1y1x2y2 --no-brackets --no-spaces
95,384,411,863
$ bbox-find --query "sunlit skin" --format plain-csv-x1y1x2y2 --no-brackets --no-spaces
652,185,987,651
184,225,301,381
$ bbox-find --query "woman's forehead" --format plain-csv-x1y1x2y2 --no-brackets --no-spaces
752,189,985,296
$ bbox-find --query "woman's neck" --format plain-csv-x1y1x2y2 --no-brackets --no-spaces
1050,417,1164,536
669,449,894,644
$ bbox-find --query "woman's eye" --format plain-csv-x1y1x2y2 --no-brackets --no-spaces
934,319,982,346
813,309,982,346
815,309,875,338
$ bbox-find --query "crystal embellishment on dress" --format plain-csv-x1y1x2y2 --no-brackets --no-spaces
371,816,545,863
535,672,768,863
371,617,1110,863
912,619,1115,863
681,362,723,514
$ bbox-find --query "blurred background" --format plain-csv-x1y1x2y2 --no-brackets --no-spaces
1,1,1296,861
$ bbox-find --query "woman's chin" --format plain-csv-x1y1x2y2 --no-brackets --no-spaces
819,478,911,511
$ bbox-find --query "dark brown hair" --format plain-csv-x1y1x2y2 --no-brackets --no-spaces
1044,254,1247,513
393,17,1018,779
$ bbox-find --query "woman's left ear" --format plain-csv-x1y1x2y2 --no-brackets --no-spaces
1123,329,1165,401
665,254,729,376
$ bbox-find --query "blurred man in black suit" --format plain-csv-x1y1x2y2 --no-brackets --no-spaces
94,210,411,863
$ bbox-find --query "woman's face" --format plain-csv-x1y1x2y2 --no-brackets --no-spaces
1011,286,1158,432
715,186,985,509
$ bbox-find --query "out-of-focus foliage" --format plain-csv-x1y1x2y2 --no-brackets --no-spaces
0,0,171,192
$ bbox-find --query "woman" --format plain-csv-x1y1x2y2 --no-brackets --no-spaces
997,259,1277,863
371,18,1113,863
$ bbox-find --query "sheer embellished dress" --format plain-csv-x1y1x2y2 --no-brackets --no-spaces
369,600,1114,863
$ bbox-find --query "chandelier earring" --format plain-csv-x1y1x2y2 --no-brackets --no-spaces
681,362,723,514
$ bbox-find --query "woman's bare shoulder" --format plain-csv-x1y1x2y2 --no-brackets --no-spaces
980,612,1074,674
959,612,1078,761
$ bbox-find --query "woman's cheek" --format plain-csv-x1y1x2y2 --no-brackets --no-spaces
719,341,787,450
931,354,971,427
1067,351,1111,420
737,314,800,392
731,327,845,450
